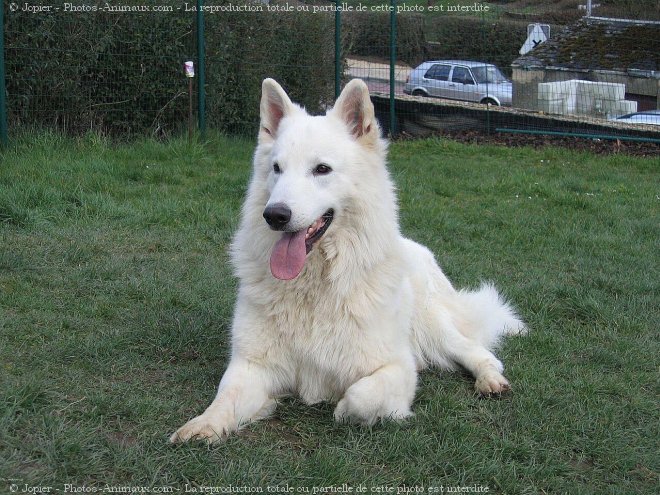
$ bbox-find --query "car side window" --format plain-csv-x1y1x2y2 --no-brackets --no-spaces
424,64,451,81
452,67,475,85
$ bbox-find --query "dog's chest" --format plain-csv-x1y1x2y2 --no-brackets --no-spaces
289,319,368,403
265,288,394,403
242,252,409,403
251,280,362,398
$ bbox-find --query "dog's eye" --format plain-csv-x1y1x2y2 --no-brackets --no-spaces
273,163,281,174
314,164,332,176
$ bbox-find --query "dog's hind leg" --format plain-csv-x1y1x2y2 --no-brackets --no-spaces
448,337,512,395
407,246,524,395
413,301,513,395
170,357,277,443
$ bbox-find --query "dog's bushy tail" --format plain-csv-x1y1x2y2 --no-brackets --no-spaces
456,282,527,350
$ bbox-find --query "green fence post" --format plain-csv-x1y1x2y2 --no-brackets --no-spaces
389,0,397,136
197,0,206,139
0,1,8,147
335,0,341,99
481,8,490,135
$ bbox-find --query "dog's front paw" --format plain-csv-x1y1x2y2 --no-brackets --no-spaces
475,372,511,396
334,396,374,425
334,380,412,425
169,413,230,444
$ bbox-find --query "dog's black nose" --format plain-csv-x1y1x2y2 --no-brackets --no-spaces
263,203,292,230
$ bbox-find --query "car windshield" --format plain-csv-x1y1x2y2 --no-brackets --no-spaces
471,66,508,84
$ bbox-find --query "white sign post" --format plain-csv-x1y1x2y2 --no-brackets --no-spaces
520,24,550,55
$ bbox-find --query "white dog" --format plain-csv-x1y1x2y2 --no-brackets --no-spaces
171,78,525,443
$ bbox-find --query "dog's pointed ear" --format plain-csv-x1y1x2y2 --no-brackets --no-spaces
260,78,295,142
331,79,378,142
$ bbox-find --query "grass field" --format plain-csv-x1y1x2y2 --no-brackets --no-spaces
0,132,657,494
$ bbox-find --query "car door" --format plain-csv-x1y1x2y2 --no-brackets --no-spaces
422,64,452,98
448,65,477,102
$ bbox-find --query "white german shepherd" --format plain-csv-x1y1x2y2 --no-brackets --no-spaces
171,78,525,443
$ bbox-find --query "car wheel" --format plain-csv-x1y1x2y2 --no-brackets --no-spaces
481,98,499,106
412,90,427,97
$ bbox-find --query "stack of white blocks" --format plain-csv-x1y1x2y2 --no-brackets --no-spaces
537,80,637,118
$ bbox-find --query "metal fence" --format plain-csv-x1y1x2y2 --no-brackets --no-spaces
1,0,659,146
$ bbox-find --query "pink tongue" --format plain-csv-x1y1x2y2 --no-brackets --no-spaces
270,230,307,280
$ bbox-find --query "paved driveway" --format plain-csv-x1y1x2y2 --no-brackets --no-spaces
346,58,410,95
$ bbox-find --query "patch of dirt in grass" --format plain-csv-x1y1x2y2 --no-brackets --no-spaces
105,430,139,448
239,418,310,453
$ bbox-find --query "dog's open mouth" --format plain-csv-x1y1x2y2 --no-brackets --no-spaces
270,209,334,280
304,209,334,253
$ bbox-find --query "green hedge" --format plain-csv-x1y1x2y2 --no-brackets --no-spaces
343,12,428,66
5,7,335,137
204,11,335,135
6,10,194,137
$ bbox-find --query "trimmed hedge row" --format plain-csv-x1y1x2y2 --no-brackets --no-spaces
6,10,194,137
204,11,335,135
5,8,335,137
343,12,428,66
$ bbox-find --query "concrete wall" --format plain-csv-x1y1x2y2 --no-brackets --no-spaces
511,67,545,110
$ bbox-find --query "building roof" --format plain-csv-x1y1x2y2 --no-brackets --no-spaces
513,18,660,73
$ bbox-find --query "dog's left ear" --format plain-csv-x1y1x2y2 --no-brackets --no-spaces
331,79,378,142
260,78,295,142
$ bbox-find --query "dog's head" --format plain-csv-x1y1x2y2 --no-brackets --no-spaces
255,78,385,281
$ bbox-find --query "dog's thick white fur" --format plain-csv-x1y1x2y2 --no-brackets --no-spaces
170,78,525,443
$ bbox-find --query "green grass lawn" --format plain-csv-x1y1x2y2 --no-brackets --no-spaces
1,132,657,493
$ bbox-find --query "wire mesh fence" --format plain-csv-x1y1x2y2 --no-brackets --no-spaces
5,2,195,138
2,0,659,144
3,0,338,140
